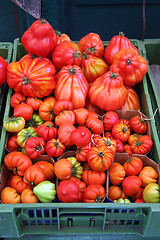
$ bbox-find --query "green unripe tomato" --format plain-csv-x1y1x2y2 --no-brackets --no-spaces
33,181,56,203
113,198,131,203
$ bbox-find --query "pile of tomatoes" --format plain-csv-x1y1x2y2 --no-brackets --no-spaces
0,19,158,204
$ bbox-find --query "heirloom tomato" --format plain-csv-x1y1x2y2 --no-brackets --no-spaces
85,95,105,116
82,184,106,203
139,166,158,187
7,54,56,98
17,127,38,148
114,139,124,153
123,144,133,157
26,97,43,111
143,183,160,203
21,189,39,203
129,115,147,134
69,176,86,202
39,99,56,121
104,32,139,65
70,126,92,148
112,122,130,143
3,116,25,133
21,19,57,57
57,179,80,203
10,174,32,194
108,185,126,201
88,71,128,111
82,170,106,186
58,122,75,146
103,111,119,131
53,99,73,115
128,133,141,146
33,181,56,203
54,158,72,180
67,157,83,180
86,116,104,135
56,31,71,44
111,48,149,86
55,110,75,127
122,175,142,196
78,33,104,58
52,41,82,69
134,198,145,203
121,87,141,111
37,121,57,141
23,165,46,186
80,53,109,83
10,92,26,108
73,108,89,125
45,138,65,158
109,163,125,185
87,145,114,172
7,134,19,152
123,156,143,176
130,135,153,154
97,137,117,154
25,137,45,159
1,187,21,204
26,113,44,128
34,161,54,180
75,144,90,162
13,102,33,121
4,151,32,176
0,56,8,86
54,65,89,109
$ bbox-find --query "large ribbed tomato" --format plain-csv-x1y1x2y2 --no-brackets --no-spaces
21,19,57,57
109,163,125,185
78,33,104,58
87,145,114,172
82,170,106,186
121,87,141,111
104,32,139,65
88,71,128,111
52,41,82,69
110,48,149,86
45,138,65,157
54,65,89,109
7,54,56,98
82,184,106,203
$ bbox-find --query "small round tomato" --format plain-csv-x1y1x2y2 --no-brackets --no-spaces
75,144,90,162
70,126,92,148
129,115,148,134
112,122,130,143
13,103,33,121
3,116,25,133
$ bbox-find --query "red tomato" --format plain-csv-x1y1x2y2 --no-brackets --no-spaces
0,56,8,86
55,110,75,127
4,152,32,176
112,122,130,143
26,97,43,111
13,103,33,121
23,165,46,186
10,174,32,194
45,138,65,158
34,161,54,180
82,184,106,203
21,19,57,57
73,108,89,125
75,144,90,162
25,137,45,159
57,180,80,203
70,126,92,148
53,99,73,115
129,115,148,134
52,41,82,69
134,198,145,203
123,156,143,176
103,111,120,131
78,33,104,58
58,122,76,146
56,31,71,44
37,121,57,141
122,175,142,196
114,139,124,153
7,135,19,152
10,92,26,108
130,135,153,154
86,116,104,135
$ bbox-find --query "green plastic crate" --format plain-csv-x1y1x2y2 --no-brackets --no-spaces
141,39,160,143
0,38,160,239
0,42,13,133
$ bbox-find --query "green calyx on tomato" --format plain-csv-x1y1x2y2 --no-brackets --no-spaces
73,50,82,60
110,72,118,79
23,77,30,85
68,67,76,75
126,58,132,65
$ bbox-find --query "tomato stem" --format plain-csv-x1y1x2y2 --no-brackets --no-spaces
110,72,118,78
69,67,76,75
126,59,131,65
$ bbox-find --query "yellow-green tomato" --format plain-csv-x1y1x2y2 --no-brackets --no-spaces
114,198,131,203
3,116,25,132
143,183,160,203
33,181,56,203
